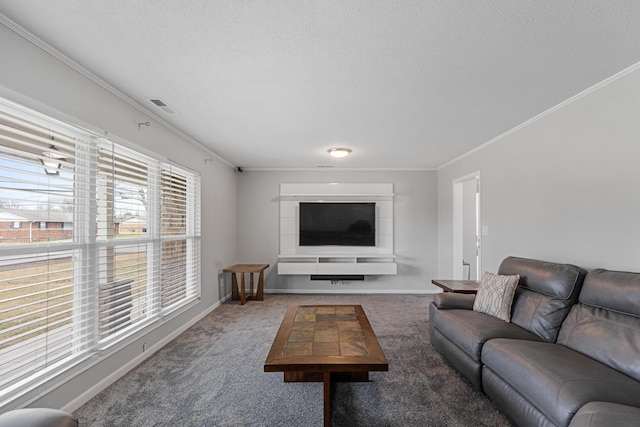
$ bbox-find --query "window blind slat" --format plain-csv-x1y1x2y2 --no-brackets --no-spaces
0,97,200,402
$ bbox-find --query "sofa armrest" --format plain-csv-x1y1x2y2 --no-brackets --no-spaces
0,408,78,427
432,293,475,310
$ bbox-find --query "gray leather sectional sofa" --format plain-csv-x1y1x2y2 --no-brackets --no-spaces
0,408,77,427
429,256,640,427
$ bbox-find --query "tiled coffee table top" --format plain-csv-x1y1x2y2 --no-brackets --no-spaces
284,306,368,357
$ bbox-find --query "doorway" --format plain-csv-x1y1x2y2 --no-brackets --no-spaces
453,172,481,280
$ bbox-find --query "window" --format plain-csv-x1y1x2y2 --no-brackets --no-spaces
0,98,201,401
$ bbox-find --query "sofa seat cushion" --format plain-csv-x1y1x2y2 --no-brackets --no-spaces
568,402,640,427
432,309,541,362
482,339,640,427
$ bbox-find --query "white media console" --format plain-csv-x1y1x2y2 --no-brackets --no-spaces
277,182,397,279
278,254,397,275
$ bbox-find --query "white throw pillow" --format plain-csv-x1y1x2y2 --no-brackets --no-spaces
473,271,519,322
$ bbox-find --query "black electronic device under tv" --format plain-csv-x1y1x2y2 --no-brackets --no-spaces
299,202,375,246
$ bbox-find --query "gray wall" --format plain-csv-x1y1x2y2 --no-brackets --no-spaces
0,22,238,410
438,65,640,276
5,9,639,413
236,170,440,293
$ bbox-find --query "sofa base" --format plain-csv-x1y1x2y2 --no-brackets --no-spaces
482,367,556,427
431,328,483,390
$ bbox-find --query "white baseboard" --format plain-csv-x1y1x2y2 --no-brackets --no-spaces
264,288,438,295
62,300,223,412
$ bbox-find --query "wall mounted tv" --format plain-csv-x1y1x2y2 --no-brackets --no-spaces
299,202,375,246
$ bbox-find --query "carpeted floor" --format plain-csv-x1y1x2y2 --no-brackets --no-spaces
74,294,513,426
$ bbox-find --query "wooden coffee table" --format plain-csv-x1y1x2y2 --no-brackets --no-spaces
264,305,388,427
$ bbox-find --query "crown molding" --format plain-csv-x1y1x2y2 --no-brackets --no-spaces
243,167,436,172
438,60,640,170
0,13,234,170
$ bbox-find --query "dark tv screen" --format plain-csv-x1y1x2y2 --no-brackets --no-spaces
299,202,375,246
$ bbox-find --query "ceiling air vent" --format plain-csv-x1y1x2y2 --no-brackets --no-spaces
148,98,176,113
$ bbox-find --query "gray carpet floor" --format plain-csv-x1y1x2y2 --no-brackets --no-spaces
74,294,513,426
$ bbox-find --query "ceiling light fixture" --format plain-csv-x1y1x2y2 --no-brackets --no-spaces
41,144,65,175
328,147,352,158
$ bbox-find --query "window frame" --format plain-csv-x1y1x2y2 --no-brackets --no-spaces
0,97,202,404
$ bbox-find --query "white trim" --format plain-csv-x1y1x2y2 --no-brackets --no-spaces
0,14,234,170
452,172,481,280
438,60,640,170
264,289,437,295
245,167,436,172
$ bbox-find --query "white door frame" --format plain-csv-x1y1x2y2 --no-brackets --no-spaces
453,172,481,280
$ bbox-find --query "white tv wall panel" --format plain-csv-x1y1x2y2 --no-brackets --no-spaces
280,182,393,197
278,183,396,276
280,200,297,254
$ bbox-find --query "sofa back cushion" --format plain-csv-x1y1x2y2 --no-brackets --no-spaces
557,269,640,382
497,256,586,342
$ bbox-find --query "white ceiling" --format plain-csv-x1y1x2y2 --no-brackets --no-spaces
1,1,639,170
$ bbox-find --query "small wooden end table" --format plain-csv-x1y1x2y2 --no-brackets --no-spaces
222,263,269,304
431,279,480,294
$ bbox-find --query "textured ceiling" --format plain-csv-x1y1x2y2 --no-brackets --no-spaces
1,1,639,169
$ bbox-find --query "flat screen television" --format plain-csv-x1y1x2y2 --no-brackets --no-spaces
299,202,375,246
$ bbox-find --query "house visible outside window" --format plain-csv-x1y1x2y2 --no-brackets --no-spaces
0,97,201,403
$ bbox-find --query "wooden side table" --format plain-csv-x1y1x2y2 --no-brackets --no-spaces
431,279,480,294
223,264,269,305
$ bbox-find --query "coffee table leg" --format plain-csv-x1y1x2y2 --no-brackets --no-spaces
323,371,331,427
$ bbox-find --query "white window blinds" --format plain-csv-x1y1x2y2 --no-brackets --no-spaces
0,103,93,391
0,98,201,400
160,166,200,311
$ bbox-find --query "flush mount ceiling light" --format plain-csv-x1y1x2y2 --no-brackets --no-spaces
328,147,352,158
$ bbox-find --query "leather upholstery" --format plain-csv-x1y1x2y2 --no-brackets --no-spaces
429,256,585,392
556,268,640,383
433,308,541,362
0,408,78,427
558,303,640,382
430,258,640,427
499,256,587,342
577,268,640,317
498,256,586,299
482,367,557,427
482,338,640,427
431,328,484,390
430,312,541,391
431,292,475,310
568,402,640,427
